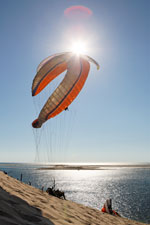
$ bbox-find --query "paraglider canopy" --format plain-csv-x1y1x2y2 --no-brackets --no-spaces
32,52,99,128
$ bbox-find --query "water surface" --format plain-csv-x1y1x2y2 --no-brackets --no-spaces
0,163,150,224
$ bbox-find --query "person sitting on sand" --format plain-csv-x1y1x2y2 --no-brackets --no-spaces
101,199,113,214
101,199,121,217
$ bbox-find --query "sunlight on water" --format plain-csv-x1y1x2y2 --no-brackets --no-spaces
0,163,150,223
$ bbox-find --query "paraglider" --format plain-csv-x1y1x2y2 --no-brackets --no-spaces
32,52,99,128
101,199,121,217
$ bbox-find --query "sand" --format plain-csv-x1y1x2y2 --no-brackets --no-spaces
0,171,147,225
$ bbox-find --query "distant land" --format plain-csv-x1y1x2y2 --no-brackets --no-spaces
37,163,150,170
0,162,150,170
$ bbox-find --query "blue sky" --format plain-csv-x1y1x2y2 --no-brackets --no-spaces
0,0,149,163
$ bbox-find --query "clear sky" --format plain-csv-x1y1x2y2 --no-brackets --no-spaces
0,0,149,163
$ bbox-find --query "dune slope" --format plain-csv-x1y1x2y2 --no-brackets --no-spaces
0,171,147,225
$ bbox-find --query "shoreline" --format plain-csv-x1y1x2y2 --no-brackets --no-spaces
0,171,147,225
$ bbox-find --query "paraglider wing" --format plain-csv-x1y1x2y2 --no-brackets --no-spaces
32,56,90,128
84,55,100,70
32,52,72,96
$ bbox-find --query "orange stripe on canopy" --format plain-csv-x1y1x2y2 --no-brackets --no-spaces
33,62,67,96
47,58,90,120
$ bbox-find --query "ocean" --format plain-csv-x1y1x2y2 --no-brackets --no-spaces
0,163,150,224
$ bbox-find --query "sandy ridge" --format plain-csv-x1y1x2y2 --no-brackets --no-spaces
0,171,147,225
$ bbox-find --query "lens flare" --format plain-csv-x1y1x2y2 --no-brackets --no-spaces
64,5,92,19
71,41,87,55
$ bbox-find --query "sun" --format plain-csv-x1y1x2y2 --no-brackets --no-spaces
70,40,87,55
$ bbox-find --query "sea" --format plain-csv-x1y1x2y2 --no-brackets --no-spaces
0,163,150,224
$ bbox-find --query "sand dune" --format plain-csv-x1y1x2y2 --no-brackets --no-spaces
0,171,147,225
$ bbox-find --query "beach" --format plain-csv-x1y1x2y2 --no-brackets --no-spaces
0,171,147,225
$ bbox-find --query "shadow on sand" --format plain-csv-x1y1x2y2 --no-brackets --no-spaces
0,187,54,225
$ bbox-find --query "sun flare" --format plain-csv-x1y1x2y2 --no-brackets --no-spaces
70,40,87,55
